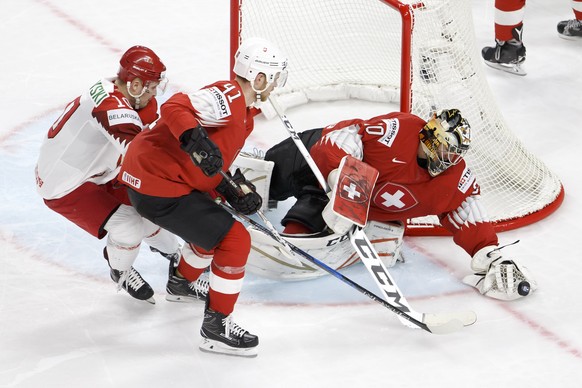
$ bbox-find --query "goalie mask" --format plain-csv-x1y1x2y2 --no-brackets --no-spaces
419,109,471,177
233,37,288,93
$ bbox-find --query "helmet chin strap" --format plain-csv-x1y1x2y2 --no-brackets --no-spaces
126,81,147,109
250,82,272,108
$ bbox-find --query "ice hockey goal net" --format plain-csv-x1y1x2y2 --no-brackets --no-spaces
230,0,564,235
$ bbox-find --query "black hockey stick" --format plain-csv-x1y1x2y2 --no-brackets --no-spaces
218,170,301,266
221,202,475,334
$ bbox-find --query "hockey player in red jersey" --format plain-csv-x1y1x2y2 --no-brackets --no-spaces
482,0,582,75
119,37,288,357
264,109,536,301
482,0,527,75
35,46,180,304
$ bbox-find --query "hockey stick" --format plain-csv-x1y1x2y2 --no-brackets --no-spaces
218,170,301,266
267,97,476,330
221,202,474,334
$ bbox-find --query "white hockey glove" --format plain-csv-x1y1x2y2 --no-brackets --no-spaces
463,243,537,301
321,168,354,235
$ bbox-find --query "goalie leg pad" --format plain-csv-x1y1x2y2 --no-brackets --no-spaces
281,186,328,233
364,221,405,268
230,152,275,213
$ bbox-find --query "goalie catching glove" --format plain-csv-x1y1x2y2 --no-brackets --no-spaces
216,168,263,215
180,124,223,177
463,243,537,301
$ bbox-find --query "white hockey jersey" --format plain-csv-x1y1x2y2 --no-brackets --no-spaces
35,78,157,199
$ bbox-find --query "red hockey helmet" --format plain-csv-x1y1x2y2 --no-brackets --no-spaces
117,45,166,84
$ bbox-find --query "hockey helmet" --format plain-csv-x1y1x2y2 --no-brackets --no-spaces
117,45,167,93
233,37,288,89
419,109,471,176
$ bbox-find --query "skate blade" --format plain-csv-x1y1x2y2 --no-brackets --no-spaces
484,61,527,76
165,294,203,303
558,34,582,41
199,338,258,358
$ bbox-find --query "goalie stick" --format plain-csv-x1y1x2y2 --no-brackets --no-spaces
267,97,477,330
221,202,475,334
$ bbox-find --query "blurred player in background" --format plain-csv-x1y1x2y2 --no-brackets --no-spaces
482,0,582,75
35,46,180,304
557,0,582,39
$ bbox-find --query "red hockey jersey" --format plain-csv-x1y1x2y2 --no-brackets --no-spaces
310,112,496,256
310,112,479,221
119,80,254,197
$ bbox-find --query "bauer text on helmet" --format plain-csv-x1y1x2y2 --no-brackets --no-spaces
419,109,471,177
234,38,288,89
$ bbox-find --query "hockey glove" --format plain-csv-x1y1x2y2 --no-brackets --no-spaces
463,244,537,301
180,125,223,177
217,168,263,215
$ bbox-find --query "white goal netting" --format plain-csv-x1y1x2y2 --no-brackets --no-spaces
232,0,563,234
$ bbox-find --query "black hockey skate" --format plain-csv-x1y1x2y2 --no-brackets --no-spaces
482,39,526,76
482,26,526,76
165,257,209,303
104,248,155,304
149,246,179,261
199,304,259,357
557,19,582,40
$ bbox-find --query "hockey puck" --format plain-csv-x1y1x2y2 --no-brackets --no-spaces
517,281,530,296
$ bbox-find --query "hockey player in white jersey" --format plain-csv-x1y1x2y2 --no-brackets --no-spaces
35,46,186,304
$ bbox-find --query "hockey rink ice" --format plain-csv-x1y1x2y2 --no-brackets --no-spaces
1,1,581,387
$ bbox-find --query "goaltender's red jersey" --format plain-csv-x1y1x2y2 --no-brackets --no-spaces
119,80,254,197
310,111,480,222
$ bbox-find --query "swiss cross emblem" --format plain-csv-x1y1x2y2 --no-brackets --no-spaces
373,182,418,212
339,176,368,204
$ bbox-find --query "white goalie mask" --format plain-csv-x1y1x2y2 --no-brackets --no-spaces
419,109,471,177
233,37,288,92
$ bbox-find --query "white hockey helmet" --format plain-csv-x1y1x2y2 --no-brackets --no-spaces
233,37,288,89
419,108,471,176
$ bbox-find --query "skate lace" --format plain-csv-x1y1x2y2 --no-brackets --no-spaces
119,268,146,291
223,316,247,338
565,19,582,31
189,275,210,297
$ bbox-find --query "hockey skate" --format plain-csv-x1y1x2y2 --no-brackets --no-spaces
557,19,582,40
165,257,209,303
149,246,179,261
199,304,259,357
482,39,526,76
104,248,155,304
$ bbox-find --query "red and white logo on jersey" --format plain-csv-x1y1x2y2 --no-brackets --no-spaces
373,182,418,212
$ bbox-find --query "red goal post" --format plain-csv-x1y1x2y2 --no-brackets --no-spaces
230,0,564,236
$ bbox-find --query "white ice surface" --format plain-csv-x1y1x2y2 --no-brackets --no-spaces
1,1,581,387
